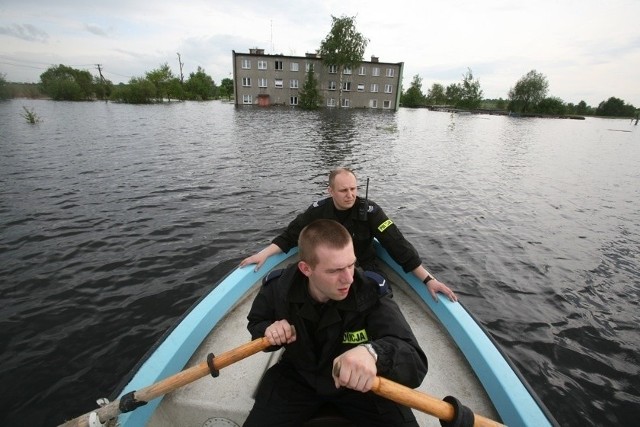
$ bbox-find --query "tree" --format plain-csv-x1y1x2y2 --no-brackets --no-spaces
40,64,94,101
298,65,322,109
456,68,483,109
110,78,156,104
445,83,461,106
145,63,175,101
219,78,233,101
595,97,636,117
184,66,216,100
507,70,549,113
401,74,426,108
537,97,566,115
425,83,446,105
0,73,9,100
318,15,368,107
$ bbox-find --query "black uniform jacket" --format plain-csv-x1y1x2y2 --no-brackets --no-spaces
247,263,428,395
271,197,422,273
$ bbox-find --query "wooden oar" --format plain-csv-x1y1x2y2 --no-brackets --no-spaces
371,376,506,427
58,337,271,427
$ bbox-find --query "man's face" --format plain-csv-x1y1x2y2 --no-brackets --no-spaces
328,172,358,211
299,242,356,303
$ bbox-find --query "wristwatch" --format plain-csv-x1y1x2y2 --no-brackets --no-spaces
360,343,378,362
423,275,434,285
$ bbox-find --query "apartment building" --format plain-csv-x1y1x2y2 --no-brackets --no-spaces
232,48,403,111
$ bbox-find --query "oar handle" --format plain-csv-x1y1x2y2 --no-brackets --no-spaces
59,337,271,427
371,376,506,427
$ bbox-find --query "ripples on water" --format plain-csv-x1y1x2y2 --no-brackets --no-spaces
1,100,638,426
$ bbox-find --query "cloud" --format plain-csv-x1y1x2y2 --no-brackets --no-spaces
84,23,111,37
0,23,48,42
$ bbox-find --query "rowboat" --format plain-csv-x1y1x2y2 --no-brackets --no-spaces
62,242,557,427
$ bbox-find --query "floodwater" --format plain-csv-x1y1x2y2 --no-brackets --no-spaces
1,99,638,426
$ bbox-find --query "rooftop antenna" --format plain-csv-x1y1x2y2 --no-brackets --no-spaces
270,19,274,53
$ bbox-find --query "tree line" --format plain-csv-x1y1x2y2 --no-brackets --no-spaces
400,69,638,118
0,63,234,104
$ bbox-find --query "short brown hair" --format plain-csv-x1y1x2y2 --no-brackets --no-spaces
298,219,352,267
328,168,356,188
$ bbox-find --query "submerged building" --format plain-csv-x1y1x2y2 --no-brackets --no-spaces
232,48,403,111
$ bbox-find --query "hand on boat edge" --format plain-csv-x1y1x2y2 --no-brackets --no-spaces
427,279,458,303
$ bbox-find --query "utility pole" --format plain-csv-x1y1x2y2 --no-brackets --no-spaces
95,64,108,102
177,53,184,84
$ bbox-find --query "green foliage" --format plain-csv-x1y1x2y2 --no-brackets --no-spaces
93,75,113,100
319,15,369,71
445,83,461,105
595,97,636,117
536,97,567,115
184,67,216,100
0,73,10,100
508,70,549,113
110,78,157,104
40,64,95,101
145,63,175,100
21,106,40,123
401,75,426,108
319,15,368,107
298,66,322,110
425,83,447,105
455,68,483,109
219,78,234,101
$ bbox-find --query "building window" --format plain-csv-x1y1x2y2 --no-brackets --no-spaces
358,66,366,76
343,66,352,75
275,60,283,70
386,68,395,77
383,100,391,109
384,84,393,93
372,67,380,77
258,78,268,88
369,99,378,108
341,98,350,108
243,95,252,104
290,96,298,105
305,63,312,72
328,81,337,91
327,98,336,107
328,65,338,74
342,81,351,91
242,77,251,87
242,59,251,69
290,79,299,89
258,60,267,70
357,83,365,92
290,62,299,72
275,78,283,88
370,83,379,93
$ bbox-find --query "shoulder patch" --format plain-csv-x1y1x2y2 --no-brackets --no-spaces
311,198,330,209
365,271,390,296
377,219,394,232
262,268,285,287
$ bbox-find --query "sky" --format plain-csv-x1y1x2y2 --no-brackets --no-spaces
1,0,639,107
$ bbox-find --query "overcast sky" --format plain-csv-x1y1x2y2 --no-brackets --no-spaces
1,0,639,107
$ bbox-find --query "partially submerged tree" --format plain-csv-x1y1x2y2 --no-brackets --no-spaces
401,74,426,108
457,68,483,109
219,78,234,101
318,15,368,107
508,70,549,113
298,65,322,110
40,64,94,101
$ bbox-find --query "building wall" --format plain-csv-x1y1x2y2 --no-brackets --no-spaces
232,49,403,111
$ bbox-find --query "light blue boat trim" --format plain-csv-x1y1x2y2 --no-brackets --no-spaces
117,249,298,427
374,241,553,427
